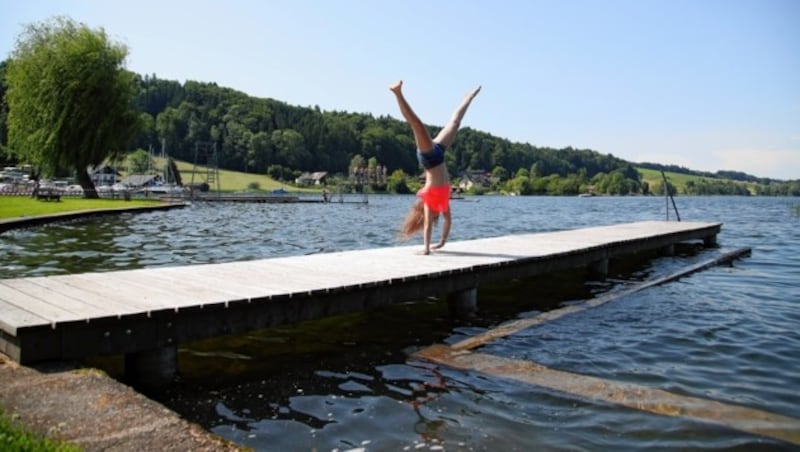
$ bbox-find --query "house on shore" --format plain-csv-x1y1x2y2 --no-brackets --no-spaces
120,174,164,190
90,165,121,187
456,170,494,193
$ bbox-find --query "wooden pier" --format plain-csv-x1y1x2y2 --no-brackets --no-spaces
183,192,368,204
0,220,720,386
190,193,303,203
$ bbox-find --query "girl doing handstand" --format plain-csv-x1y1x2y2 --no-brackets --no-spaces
389,80,481,254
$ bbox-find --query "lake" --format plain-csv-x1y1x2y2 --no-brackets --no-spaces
1,195,798,450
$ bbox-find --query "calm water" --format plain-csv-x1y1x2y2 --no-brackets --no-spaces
1,195,799,451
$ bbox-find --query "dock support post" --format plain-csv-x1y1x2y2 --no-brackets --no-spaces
447,288,477,318
703,234,718,247
125,345,177,388
661,244,675,256
588,258,609,279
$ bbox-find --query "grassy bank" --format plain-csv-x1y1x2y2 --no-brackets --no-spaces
638,167,699,190
0,409,79,452
167,158,319,193
0,196,163,220
638,167,755,194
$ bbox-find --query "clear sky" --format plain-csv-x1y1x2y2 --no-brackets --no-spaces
2,0,798,180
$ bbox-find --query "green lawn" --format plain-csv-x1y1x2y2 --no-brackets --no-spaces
0,408,80,452
637,167,755,194
0,196,163,219
167,158,319,193
638,167,698,189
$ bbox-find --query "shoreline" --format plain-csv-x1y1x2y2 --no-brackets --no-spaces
0,202,188,233
0,354,246,451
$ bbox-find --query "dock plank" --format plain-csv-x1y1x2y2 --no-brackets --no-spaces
1,279,114,320
70,272,215,310
23,277,147,316
183,262,320,299
264,248,478,283
116,268,250,306
47,274,166,313
0,282,80,323
152,266,266,300
243,259,382,289
0,299,49,334
172,263,310,297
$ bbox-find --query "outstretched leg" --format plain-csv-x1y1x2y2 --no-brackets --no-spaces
433,85,481,148
390,80,434,152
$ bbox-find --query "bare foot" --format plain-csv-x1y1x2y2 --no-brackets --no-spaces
389,80,403,94
431,242,445,251
466,85,481,103
417,248,431,255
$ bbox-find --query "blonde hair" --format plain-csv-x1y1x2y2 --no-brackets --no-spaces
399,199,438,240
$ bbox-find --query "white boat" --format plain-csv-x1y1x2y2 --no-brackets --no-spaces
145,184,185,195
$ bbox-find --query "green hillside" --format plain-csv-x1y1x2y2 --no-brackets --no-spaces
156,158,319,193
638,167,756,195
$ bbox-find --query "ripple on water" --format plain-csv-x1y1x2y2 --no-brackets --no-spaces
483,262,800,422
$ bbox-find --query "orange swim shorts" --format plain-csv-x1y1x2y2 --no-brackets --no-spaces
417,184,451,213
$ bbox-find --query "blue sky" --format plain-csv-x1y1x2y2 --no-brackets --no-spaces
2,0,798,180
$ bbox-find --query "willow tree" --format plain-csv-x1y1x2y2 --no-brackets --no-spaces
5,17,139,198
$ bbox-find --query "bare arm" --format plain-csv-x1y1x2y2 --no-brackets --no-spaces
432,209,452,250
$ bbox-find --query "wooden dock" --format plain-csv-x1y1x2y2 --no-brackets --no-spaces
0,220,720,385
192,193,301,203
185,193,368,204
